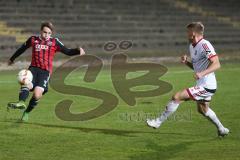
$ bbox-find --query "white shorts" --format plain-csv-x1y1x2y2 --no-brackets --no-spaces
186,86,216,102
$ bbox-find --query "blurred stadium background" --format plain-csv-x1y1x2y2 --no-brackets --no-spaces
0,0,240,60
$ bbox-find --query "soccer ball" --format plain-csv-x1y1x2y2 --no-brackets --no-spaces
17,69,33,85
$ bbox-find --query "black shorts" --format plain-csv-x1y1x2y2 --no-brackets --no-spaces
28,66,50,94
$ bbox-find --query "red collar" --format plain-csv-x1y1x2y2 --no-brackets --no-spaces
192,38,203,47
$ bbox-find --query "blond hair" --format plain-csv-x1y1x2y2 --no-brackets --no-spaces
186,22,204,35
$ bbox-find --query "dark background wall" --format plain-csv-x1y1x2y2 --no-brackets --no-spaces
0,0,240,58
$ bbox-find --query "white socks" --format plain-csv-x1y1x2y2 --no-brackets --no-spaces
204,107,224,130
156,100,180,123
155,101,224,131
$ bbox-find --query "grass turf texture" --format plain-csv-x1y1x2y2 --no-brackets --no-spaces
0,62,239,160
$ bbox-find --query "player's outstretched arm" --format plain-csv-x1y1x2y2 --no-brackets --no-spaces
59,46,85,56
181,54,193,70
56,38,85,56
8,37,32,65
195,56,220,79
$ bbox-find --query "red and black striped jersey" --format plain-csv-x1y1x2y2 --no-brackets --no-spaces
10,36,80,74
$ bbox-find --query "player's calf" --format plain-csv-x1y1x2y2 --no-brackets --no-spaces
146,100,180,129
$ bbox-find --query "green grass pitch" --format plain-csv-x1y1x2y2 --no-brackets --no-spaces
0,62,239,160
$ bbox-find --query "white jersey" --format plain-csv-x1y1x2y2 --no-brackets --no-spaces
189,38,217,89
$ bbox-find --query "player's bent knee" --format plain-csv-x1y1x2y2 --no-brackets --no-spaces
172,92,181,102
172,90,190,103
172,94,178,101
33,87,44,100
33,92,42,100
21,82,33,90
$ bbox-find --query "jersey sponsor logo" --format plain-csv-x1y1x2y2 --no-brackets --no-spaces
35,44,49,51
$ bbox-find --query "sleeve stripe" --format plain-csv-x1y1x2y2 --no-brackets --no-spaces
208,54,218,59
55,38,64,46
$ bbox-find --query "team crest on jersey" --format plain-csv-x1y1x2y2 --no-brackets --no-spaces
202,43,211,53
47,41,52,46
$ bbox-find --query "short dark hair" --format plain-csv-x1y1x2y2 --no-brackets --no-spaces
186,22,204,35
41,22,54,32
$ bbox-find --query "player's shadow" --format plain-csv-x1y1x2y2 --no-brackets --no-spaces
23,121,193,137
128,139,215,160
129,140,190,160
1,119,195,137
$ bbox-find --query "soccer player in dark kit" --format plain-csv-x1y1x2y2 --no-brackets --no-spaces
7,21,85,121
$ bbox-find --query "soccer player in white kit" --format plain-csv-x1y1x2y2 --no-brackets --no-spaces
146,22,229,137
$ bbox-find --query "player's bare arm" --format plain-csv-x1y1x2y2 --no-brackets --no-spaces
79,47,85,56
194,56,221,80
181,54,193,69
